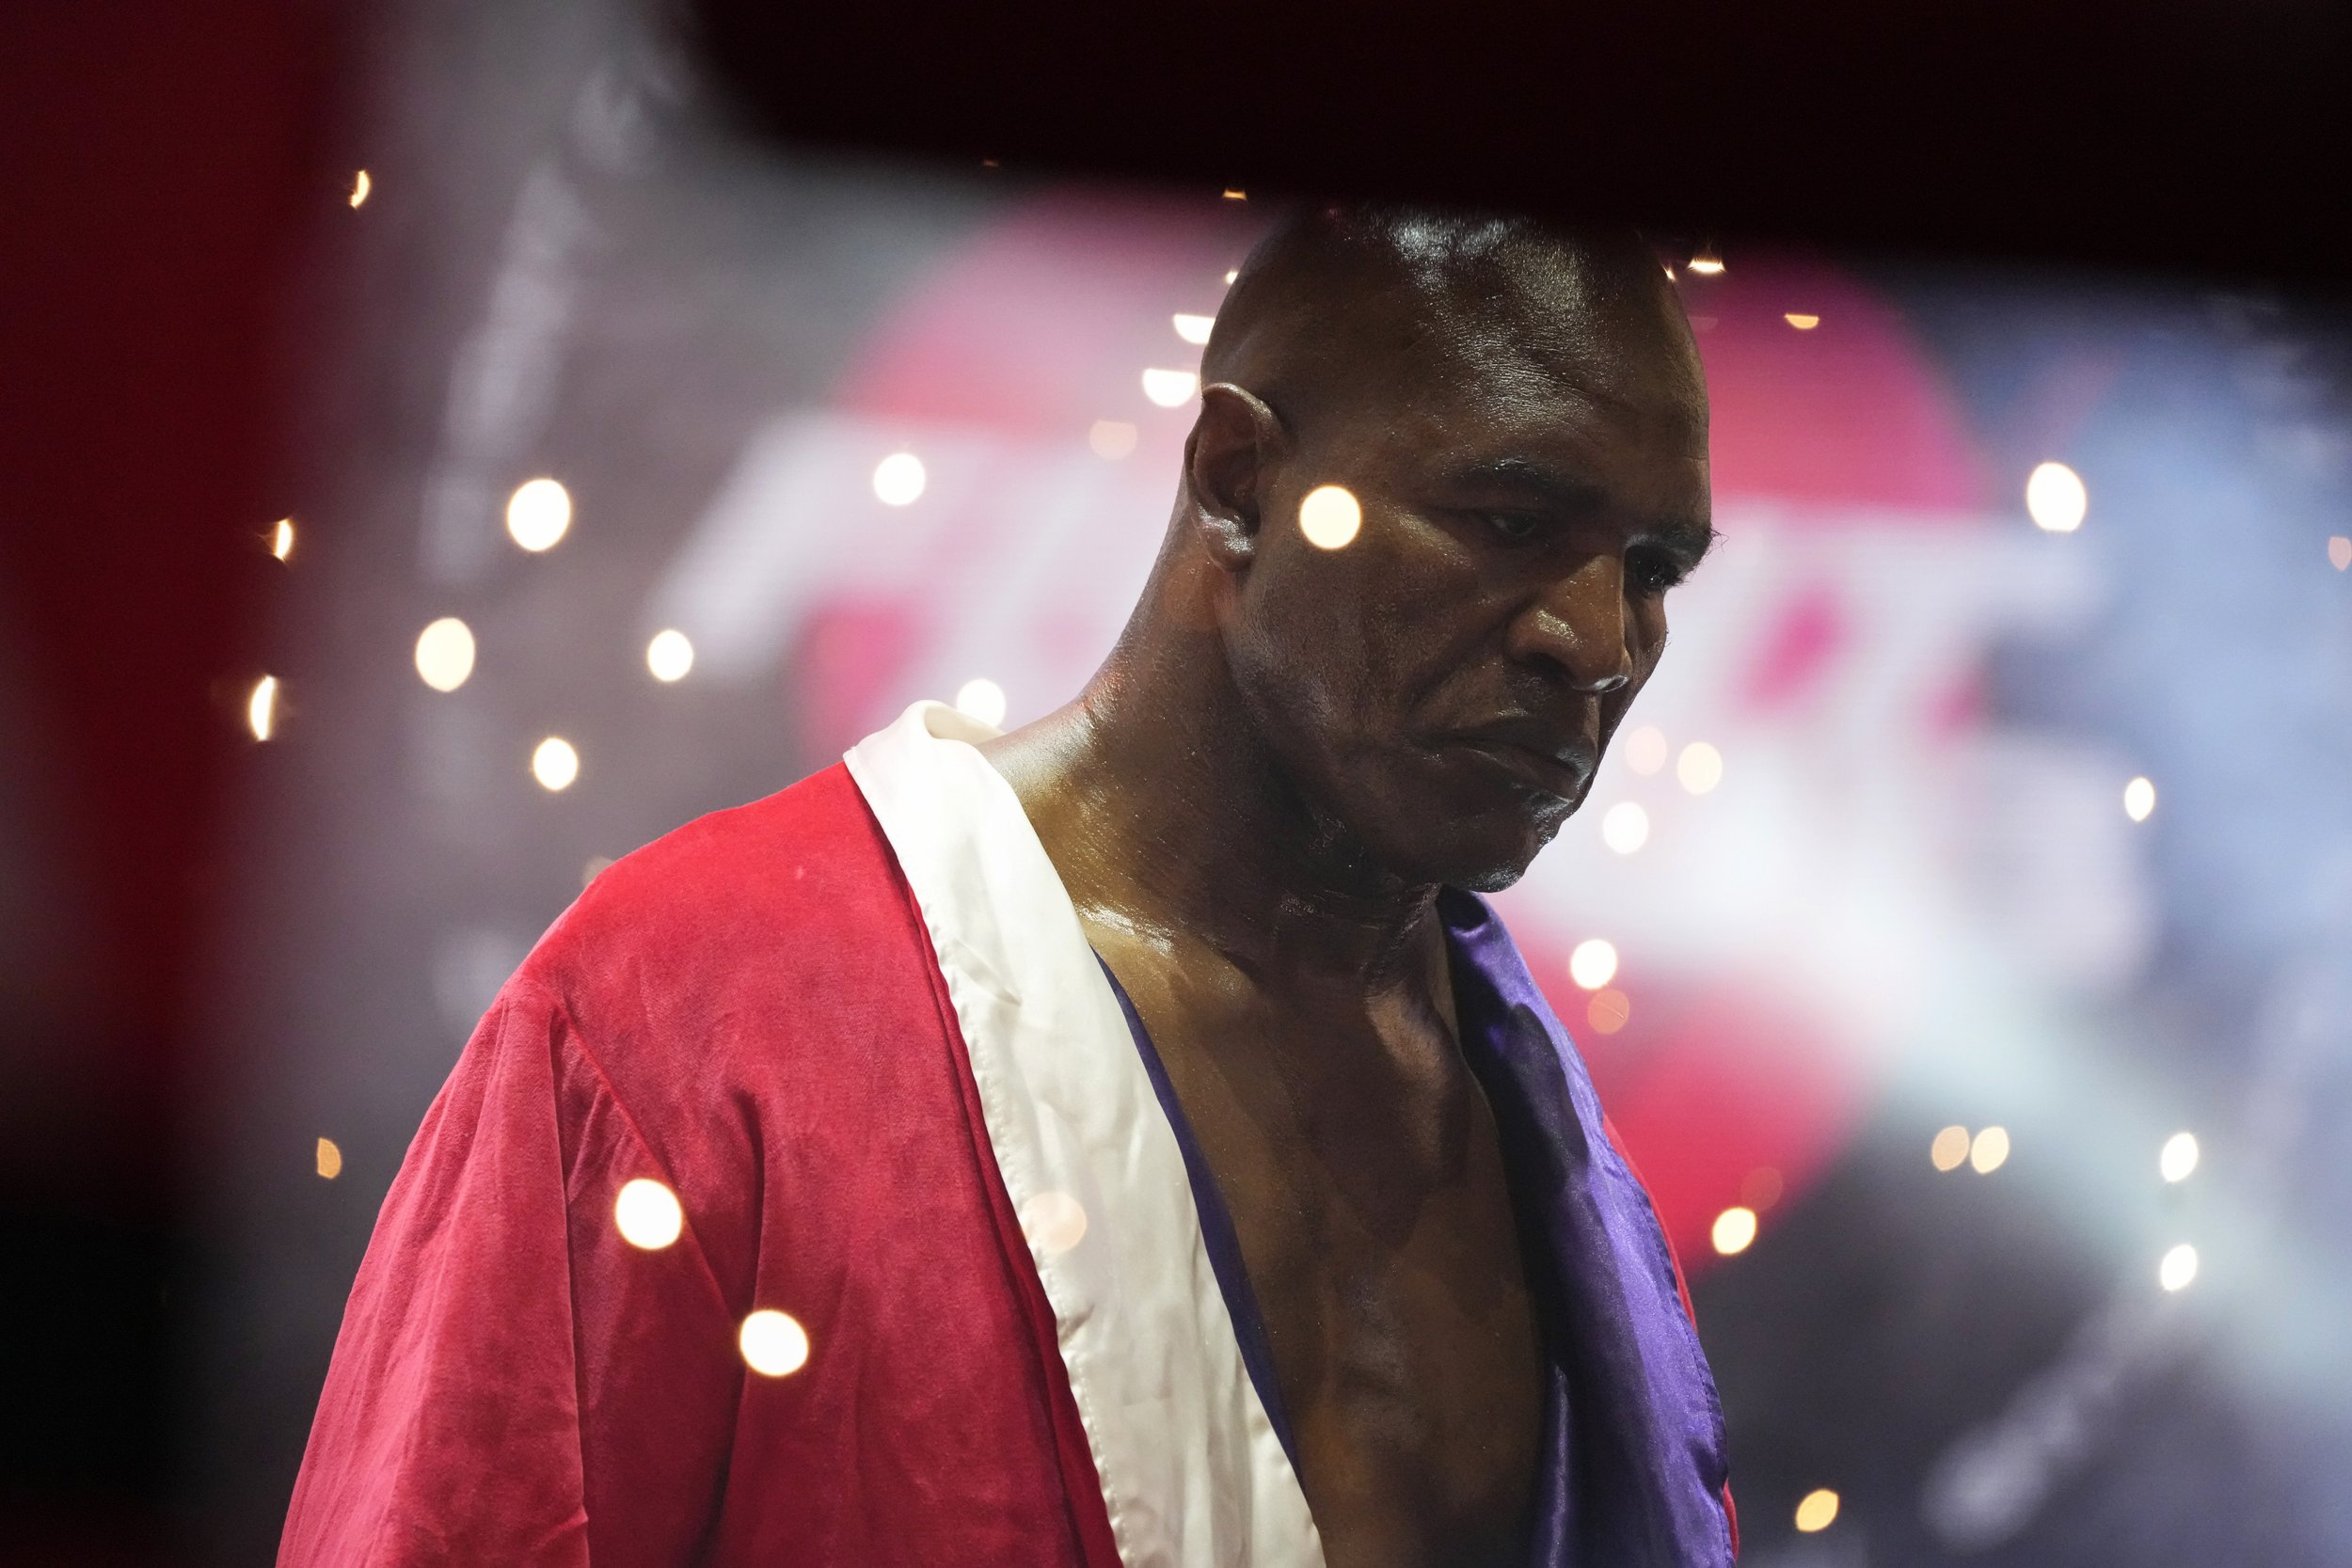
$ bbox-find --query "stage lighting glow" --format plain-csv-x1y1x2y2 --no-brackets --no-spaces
1601,800,1650,854
270,518,294,560
532,736,579,792
1587,989,1630,1035
1089,420,1137,460
1795,1489,1840,1532
2160,1132,2200,1183
349,169,371,208
2159,1243,2199,1292
1142,368,1200,407
1018,1190,1089,1255
2026,461,2088,532
1711,1206,1757,1255
1173,312,1215,345
1785,313,1821,330
1931,1125,1971,1171
1687,245,1724,275
872,451,926,506
1298,484,1362,550
1623,725,1668,776
646,628,693,683
2123,775,2156,821
2331,535,2351,570
414,617,476,692
739,1309,810,1376
1677,740,1724,795
1222,188,1247,201
955,677,1008,728
1224,269,1239,284
1970,1125,2010,1174
614,1179,684,1250
315,1137,342,1180
246,675,279,740
506,478,571,551
1569,938,1619,990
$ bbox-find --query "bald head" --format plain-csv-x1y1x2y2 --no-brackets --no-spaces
1203,202,1706,450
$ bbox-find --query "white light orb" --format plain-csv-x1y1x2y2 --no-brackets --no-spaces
1089,420,1137,460
2026,461,2088,533
414,616,476,692
2159,1243,2200,1292
532,736,580,792
1568,938,1619,990
506,478,572,551
646,628,693,683
1172,312,1215,345
739,1308,810,1376
1600,800,1650,854
613,1178,684,1250
270,518,294,560
246,674,279,741
2123,775,2156,822
1019,1190,1089,1255
1677,740,1724,795
2329,535,2351,571
1710,1206,1757,1256
1931,1125,1971,1172
873,451,926,506
954,677,1008,729
1623,725,1669,776
2159,1131,2200,1183
1969,1125,2010,1174
1794,1489,1840,1532
1141,368,1199,407
348,169,371,208
1298,484,1362,550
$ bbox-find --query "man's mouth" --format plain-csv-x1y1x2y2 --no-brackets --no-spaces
1451,730,1597,803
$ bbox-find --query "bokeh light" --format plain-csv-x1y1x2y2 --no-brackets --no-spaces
2026,461,2088,532
414,617,476,692
348,169,371,208
1711,1206,1758,1255
315,1137,342,1180
1587,988,1631,1035
1677,740,1724,794
2160,1132,2200,1183
1970,1125,2011,1174
1741,1167,1786,1211
613,1178,684,1250
247,675,278,741
646,628,693,683
2330,535,2352,571
872,451,926,506
1623,725,1668,776
1172,312,1214,345
1785,313,1821,330
2159,1243,2200,1292
1089,420,1137,460
2123,775,2156,822
1018,1190,1089,1255
1141,368,1199,407
270,518,294,561
1688,245,1724,275
1600,800,1650,854
1298,484,1362,550
739,1309,810,1376
1931,1125,1971,1171
531,736,579,792
1568,938,1619,990
1795,1489,1840,1531
506,477,571,551
955,677,1008,728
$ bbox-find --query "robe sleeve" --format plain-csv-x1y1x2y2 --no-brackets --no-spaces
278,976,743,1568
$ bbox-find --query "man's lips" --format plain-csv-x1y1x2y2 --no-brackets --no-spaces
1449,727,1598,802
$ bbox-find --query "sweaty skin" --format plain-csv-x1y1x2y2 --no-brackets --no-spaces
983,208,1712,1568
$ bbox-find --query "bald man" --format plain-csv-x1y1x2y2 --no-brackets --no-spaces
280,204,1735,1568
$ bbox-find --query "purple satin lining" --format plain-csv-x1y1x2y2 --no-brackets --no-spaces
1097,888,1733,1566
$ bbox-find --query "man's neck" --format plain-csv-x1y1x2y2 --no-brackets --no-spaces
982,619,1447,997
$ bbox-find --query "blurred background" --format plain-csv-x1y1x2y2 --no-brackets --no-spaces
6,1,2350,1564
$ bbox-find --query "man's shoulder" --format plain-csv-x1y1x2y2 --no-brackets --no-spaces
516,759,923,1008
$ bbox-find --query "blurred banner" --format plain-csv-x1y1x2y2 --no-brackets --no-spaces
149,2,2352,1564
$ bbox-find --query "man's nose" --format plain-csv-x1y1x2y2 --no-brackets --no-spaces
1505,554,1634,693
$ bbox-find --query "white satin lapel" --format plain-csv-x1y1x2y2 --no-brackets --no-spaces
847,702,1324,1568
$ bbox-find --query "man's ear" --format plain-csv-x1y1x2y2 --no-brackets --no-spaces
1184,382,1286,574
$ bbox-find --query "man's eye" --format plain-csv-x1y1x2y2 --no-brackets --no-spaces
1486,513,1545,544
1627,547,1690,595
